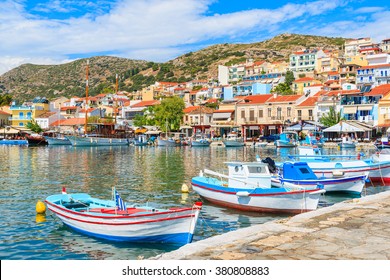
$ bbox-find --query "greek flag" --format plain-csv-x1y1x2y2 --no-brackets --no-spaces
278,168,284,186
115,189,127,211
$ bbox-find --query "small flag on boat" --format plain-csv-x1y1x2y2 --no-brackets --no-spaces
278,168,284,186
115,190,127,211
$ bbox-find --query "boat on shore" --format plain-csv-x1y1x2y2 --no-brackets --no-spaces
271,162,367,195
45,189,202,244
191,161,325,214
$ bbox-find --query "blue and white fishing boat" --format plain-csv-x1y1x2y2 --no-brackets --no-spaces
282,146,390,184
275,131,299,148
45,188,202,244
0,139,28,145
271,162,367,195
191,161,325,214
67,135,129,146
223,133,245,147
45,135,71,145
302,131,325,147
190,134,211,147
133,134,149,146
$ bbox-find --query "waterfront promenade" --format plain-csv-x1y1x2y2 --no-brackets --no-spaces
154,190,390,260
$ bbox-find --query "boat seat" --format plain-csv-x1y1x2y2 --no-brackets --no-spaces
88,208,147,215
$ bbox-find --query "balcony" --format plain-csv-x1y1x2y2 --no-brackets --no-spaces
9,116,33,121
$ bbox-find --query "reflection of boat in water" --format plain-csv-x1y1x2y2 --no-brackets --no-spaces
46,189,202,244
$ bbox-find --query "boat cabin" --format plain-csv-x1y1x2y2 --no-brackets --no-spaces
282,162,317,180
280,131,299,142
226,162,271,188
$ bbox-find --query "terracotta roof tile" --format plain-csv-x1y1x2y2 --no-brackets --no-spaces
131,100,160,108
267,95,301,103
242,94,272,104
365,84,390,96
297,96,318,107
358,64,390,70
294,77,315,83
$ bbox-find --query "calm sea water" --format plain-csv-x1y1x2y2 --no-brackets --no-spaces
0,144,388,260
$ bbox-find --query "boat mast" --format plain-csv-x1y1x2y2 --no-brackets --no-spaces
114,74,118,125
84,60,89,135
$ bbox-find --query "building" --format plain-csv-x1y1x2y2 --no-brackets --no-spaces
296,96,318,121
182,105,214,135
121,100,160,123
373,85,390,128
289,50,324,73
316,50,340,73
223,82,272,100
35,112,58,129
9,97,50,128
0,110,11,127
380,39,390,53
356,64,390,88
235,94,272,139
292,77,321,94
344,38,373,57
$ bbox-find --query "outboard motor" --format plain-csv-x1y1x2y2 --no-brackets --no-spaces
262,157,276,173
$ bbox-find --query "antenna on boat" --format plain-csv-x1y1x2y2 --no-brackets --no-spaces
84,60,89,135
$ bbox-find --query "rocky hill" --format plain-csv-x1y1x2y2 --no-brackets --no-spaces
0,33,345,101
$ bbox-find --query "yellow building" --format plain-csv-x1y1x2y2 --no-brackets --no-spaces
292,77,322,95
375,85,390,128
10,98,50,128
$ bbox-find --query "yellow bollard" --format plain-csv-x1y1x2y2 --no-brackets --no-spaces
181,183,189,193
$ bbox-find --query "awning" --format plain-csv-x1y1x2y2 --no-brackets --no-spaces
358,106,373,111
212,112,231,120
323,122,365,132
145,130,161,135
343,107,357,114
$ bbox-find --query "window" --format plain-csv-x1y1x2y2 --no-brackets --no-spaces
241,110,245,119
298,110,302,117
19,112,24,119
277,107,282,120
268,108,272,117
287,107,291,117
249,110,255,121
309,109,313,117
19,122,24,127
259,109,263,118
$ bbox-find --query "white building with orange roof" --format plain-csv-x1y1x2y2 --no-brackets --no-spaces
35,111,58,129
356,64,390,88
316,50,340,73
296,96,319,122
380,39,390,53
121,100,160,123
344,38,373,57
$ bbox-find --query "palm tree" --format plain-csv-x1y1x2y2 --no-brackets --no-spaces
320,106,344,127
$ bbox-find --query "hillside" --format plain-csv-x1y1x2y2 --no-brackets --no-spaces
0,33,345,101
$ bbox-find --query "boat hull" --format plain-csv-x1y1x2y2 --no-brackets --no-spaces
45,136,71,145
67,135,129,146
223,140,245,147
192,177,323,214
157,139,181,146
275,140,297,148
46,194,200,244
271,175,366,195
338,142,356,149
0,139,28,145
191,140,211,147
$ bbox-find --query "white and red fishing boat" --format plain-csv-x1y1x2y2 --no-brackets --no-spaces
191,161,325,214
45,188,202,244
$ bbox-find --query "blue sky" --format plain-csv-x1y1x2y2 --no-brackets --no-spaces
0,0,389,74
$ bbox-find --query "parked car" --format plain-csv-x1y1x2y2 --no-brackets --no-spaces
260,134,280,142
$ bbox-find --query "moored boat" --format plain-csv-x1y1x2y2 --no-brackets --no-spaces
25,134,48,146
271,162,367,195
222,133,244,147
275,131,299,148
67,135,129,146
191,161,325,214
190,134,211,147
45,135,71,145
45,189,202,244
0,139,28,145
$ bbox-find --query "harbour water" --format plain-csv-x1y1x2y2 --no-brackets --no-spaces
0,145,388,260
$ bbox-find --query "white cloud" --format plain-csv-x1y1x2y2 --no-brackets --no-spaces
0,0,385,75
353,6,385,14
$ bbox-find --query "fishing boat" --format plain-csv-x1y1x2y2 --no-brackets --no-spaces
67,134,129,147
0,139,28,145
190,134,211,147
275,131,299,148
271,162,367,195
302,131,325,147
191,161,325,214
157,136,181,146
25,134,48,146
338,134,357,149
133,134,149,146
45,134,71,145
45,188,202,244
374,136,390,149
282,146,390,184
222,132,245,147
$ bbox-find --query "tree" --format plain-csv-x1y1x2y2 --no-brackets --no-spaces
154,96,185,132
26,119,43,133
285,70,295,86
320,106,344,127
271,82,293,95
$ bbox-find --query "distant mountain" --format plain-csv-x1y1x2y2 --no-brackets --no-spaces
0,33,345,101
